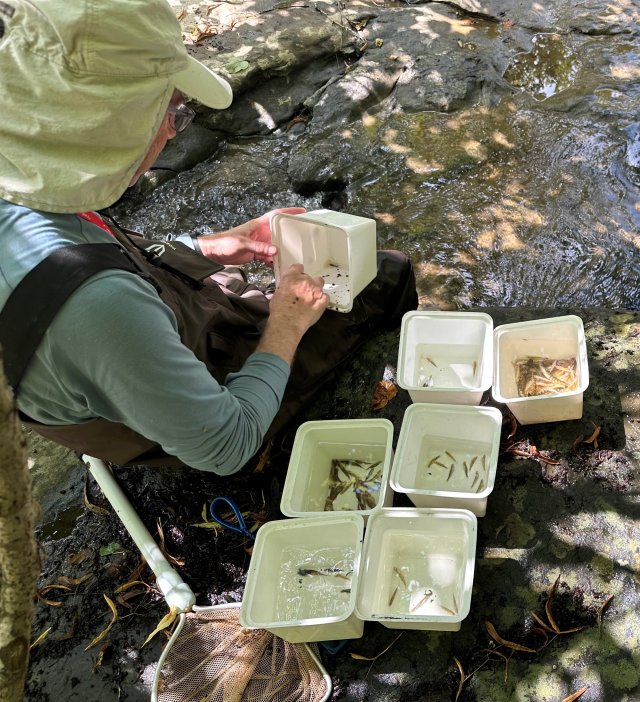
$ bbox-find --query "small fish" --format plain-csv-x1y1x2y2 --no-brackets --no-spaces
476,479,485,493
411,589,433,613
388,586,399,606
472,360,477,376
425,357,438,368
340,589,351,594
428,455,441,467
470,472,480,489
422,374,434,388
297,569,326,577
481,454,487,470
463,461,469,478
453,593,458,612
446,464,454,482
433,460,449,469
393,566,408,588
469,456,477,469
445,450,455,462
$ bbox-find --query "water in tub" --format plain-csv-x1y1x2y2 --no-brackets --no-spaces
382,531,463,616
418,437,492,493
414,343,479,389
276,545,355,621
320,263,350,310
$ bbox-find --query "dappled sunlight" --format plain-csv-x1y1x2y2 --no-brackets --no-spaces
341,128,353,139
492,130,515,149
374,212,396,225
477,229,496,249
252,102,277,130
462,139,489,161
405,156,443,174
611,64,640,80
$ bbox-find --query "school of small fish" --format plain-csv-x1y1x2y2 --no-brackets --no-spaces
324,459,382,511
513,355,578,397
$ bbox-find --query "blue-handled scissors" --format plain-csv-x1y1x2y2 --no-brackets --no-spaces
209,496,255,541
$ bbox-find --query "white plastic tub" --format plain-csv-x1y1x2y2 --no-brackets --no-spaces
492,315,589,424
390,403,502,517
280,419,394,522
271,209,377,313
356,508,477,631
240,515,365,643
397,311,493,404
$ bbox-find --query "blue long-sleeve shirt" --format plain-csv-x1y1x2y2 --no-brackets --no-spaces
0,198,289,474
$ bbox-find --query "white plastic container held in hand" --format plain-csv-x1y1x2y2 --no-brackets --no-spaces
397,311,493,404
356,508,477,632
280,419,394,523
240,514,365,643
271,209,377,313
390,403,502,517
492,315,589,424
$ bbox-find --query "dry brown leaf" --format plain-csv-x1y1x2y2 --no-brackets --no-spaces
583,423,601,447
30,627,52,650
92,643,112,673
143,606,179,647
572,434,585,449
156,519,185,568
349,633,403,662
453,656,466,702
371,379,397,411
57,574,93,587
57,616,79,641
84,595,118,651
530,610,555,633
83,477,110,516
562,686,588,702
253,439,273,473
485,621,538,653
545,576,561,633
597,594,614,628
175,7,186,21
507,415,518,440
36,584,72,607
485,648,510,685
67,548,92,565
114,580,150,594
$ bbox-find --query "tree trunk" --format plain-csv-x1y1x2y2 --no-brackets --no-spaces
0,358,38,702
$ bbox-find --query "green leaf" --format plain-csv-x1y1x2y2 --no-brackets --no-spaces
224,59,250,74
99,542,124,556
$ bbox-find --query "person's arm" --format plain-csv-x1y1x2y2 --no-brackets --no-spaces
43,266,326,473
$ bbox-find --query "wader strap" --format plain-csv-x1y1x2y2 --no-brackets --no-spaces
0,243,139,394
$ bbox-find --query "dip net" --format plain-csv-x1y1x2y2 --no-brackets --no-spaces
154,604,330,702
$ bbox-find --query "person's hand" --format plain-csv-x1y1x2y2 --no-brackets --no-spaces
196,207,306,265
256,264,330,365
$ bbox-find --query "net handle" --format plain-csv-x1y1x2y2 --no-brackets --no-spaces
83,455,195,612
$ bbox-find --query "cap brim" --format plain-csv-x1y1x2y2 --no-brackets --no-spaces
173,55,233,109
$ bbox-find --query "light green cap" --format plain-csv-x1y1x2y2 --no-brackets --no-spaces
0,0,232,213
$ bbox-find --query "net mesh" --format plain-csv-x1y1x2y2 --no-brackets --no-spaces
156,606,329,702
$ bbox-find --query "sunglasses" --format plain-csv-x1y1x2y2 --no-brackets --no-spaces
167,103,196,133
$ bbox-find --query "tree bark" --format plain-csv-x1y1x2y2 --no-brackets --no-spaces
0,358,38,702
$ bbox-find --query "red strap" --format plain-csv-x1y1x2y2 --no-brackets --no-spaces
77,211,115,236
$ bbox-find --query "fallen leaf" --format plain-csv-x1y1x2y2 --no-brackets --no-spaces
596,594,614,628
99,542,124,557
253,439,273,473
371,379,397,411
143,606,179,647
114,580,150,594
224,58,250,74
374,37,383,47
583,423,601,448
485,621,538,652
485,648,510,685
85,595,118,651
36,584,72,607
30,627,52,650
92,643,112,673
84,477,110,516
544,576,584,635
453,656,466,702
349,633,403,662
57,574,93,587
67,548,92,565
175,7,186,21
507,415,518,440
530,610,555,633
562,687,588,702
